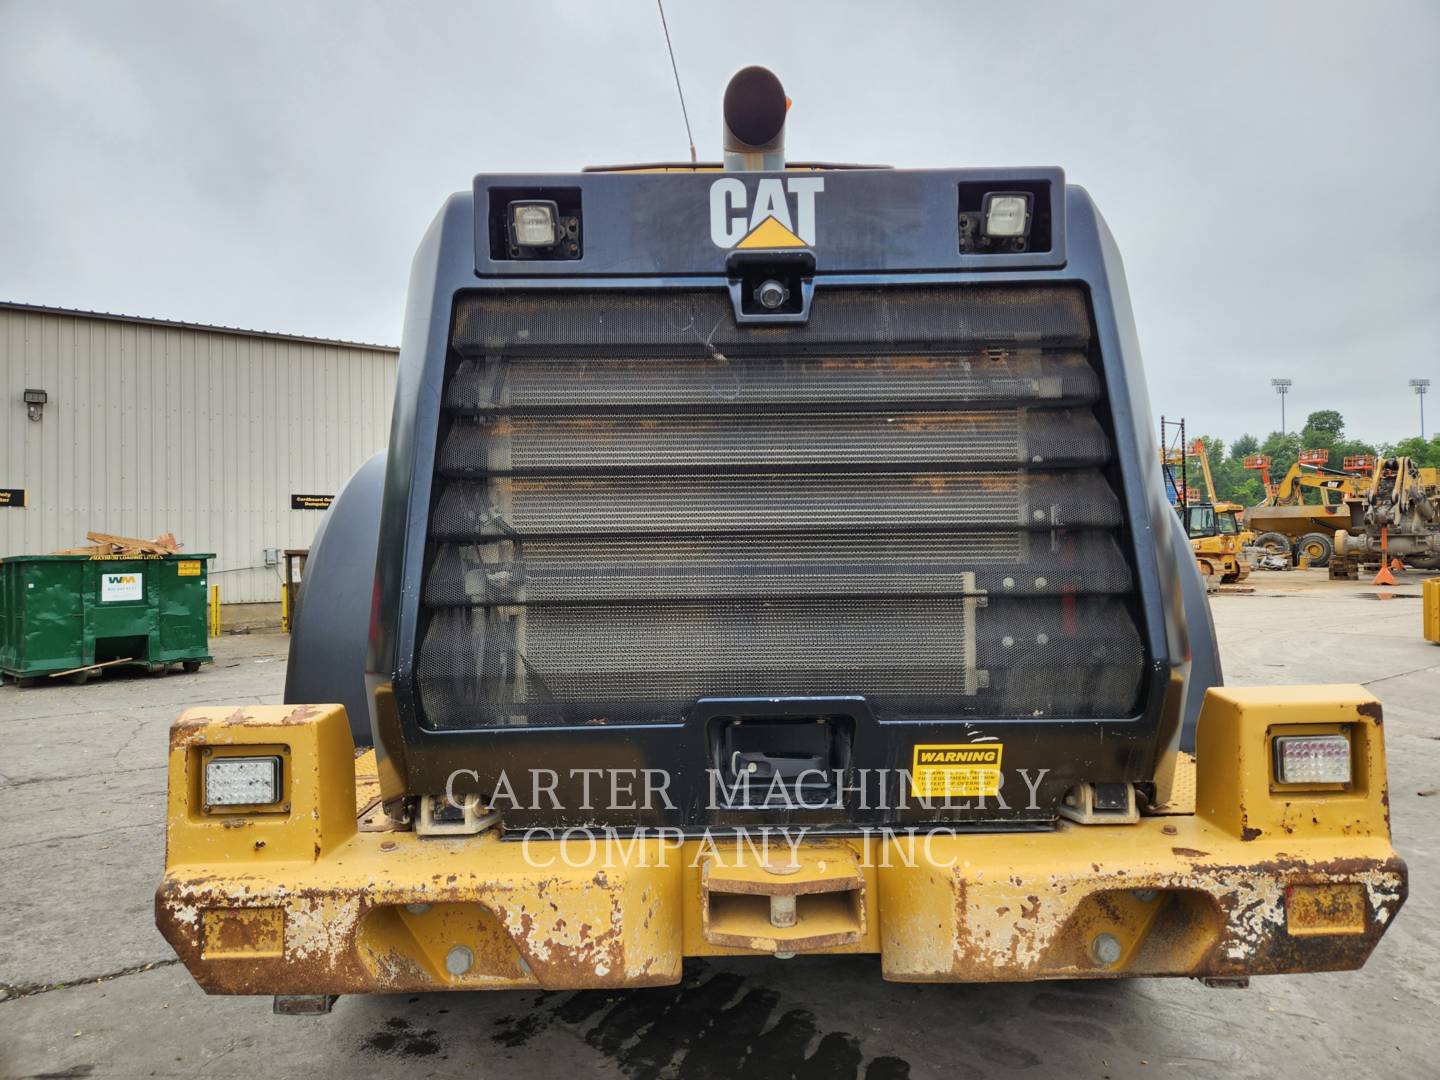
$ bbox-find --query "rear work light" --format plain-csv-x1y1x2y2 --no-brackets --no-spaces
204,755,282,807
982,192,1032,238
508,200,559,249
1273,734,1351,785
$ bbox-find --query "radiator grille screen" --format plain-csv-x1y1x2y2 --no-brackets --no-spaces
419,285,1145,727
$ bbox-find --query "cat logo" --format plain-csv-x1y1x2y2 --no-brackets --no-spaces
709,176,824,249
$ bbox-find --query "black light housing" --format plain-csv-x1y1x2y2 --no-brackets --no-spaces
23,388,47,422
489,188,583,261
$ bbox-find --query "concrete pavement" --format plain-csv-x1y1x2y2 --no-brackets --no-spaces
2,573,1436,1079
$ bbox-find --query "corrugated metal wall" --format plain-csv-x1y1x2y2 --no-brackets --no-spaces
1,305,397,603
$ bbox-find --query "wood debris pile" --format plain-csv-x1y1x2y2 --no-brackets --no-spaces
52,531,182,557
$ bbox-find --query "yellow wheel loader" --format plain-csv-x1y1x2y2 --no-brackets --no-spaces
155,67,1404,1011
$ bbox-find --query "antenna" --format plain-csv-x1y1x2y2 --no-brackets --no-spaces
656,0,697,163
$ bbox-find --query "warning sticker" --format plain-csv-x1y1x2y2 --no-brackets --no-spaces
911,743,1003,798
177,560,202,577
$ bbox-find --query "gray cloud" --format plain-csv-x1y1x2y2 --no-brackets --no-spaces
2,0,1436,444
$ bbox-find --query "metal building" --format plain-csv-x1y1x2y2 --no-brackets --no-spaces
1,302,397,604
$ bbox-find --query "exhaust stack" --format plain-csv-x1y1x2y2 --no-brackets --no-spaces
723,66,787,171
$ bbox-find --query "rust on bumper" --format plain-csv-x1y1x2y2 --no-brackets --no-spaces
156,819,1406,993
156,687,1407,994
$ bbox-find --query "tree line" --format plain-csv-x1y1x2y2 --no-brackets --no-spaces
1186,410,1440,506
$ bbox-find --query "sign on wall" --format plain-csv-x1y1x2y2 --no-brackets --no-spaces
290,494,334,510
0,488,25,507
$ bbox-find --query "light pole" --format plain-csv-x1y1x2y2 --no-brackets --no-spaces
1271,378,1292,436
1412,379,1430,439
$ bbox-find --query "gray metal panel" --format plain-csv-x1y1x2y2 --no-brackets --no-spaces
0,308,398,603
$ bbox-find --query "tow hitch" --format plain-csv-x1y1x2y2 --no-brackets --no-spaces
701,842,866,954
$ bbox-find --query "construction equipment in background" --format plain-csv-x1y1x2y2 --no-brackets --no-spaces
1181,501,1250,582
1174,438,1250,583
1333,457,1440,580
156,65,1404,1009
1242,452,1369,566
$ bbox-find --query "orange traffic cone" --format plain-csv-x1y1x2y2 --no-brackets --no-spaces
1372,525,1398,585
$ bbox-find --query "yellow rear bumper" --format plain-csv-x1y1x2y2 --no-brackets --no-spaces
155,688,1406,994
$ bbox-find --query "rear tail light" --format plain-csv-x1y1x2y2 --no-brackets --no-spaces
1273,735,1351,785
204,756,283,807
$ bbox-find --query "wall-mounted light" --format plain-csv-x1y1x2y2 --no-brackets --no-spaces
23,389,47,422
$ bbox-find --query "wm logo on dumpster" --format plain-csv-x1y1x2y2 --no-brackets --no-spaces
101,572,144,602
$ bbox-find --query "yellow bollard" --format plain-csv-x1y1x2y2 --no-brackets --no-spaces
280,579,290,633
1424,577,1440,644
210,584,221,638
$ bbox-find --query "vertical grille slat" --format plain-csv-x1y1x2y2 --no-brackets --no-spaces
420,286,1145,728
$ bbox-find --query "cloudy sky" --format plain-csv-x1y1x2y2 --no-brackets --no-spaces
2,1,1436,446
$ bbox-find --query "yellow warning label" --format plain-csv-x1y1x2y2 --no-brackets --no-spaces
911,743,1003,798
177,560,202,577
736,214,806,249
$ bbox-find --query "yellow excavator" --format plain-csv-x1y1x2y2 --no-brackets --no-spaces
1243,452,1370,567
1178,440,1250,582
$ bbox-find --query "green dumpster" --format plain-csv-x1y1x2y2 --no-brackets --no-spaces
0,554,214,685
